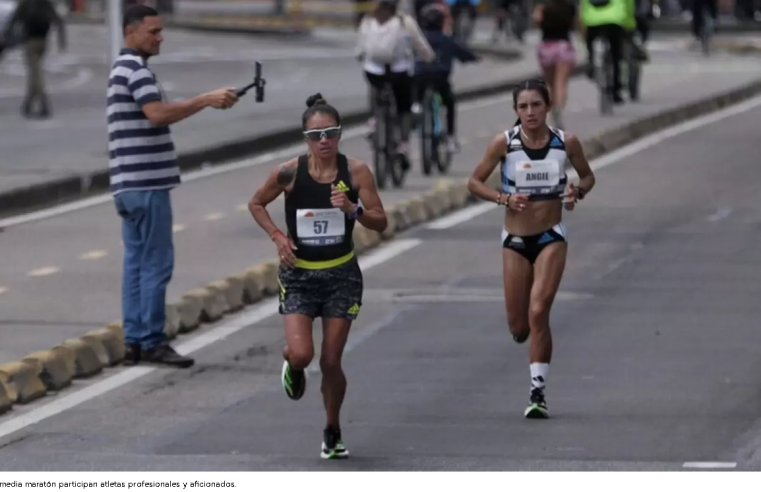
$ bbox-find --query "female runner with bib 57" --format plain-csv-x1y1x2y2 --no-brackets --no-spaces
248,93,388,459
467,79,596,419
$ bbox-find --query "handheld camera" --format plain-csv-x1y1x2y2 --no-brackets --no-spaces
236,61,266,102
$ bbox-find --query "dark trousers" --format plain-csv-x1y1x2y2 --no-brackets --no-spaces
585,24,626,96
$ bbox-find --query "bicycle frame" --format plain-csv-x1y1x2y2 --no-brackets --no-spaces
371,76,406,189
592,36,614,115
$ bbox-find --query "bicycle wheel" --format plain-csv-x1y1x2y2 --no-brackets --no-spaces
627,40,641,102
434,92,452,174
701,12,712,56
373,90,389,190
384,90,407,188
420,87,435,176
596,39,613,115
509,4,526,43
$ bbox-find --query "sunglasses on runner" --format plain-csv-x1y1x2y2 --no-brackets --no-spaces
303,126,342,141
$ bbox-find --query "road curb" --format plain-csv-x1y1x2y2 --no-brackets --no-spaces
2,75,761,417
711,40,761,55
0,47,522,220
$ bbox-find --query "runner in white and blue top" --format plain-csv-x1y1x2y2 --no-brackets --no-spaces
466,79,596,421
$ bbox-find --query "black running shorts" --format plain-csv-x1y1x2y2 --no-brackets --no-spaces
277,256,363,320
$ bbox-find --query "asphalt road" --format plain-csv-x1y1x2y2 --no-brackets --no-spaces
0,23,516,196
1,97,761,470
0,46,759,364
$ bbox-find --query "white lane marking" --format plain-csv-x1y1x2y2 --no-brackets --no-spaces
683,462,737,469
0,91,515,231
27,266,60,277
172,224,186,233
0,287,7,295
80,250,108,260
594,242,644,280
0,238,422,440
707,208,733,222
427,203,494,230
202,212,225,222
427,92,761,230
236,204,249,212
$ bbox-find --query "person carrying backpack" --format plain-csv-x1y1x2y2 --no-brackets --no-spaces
413,4,479,154
4,0,67,118
579,0,634,104
356,0,435,165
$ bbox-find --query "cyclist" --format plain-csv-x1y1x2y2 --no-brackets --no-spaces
467,79,596,419
691,0,717,48
448,0,479,43
414,0,453,33
413,4,479,153
533,0,578,129
579,0,635,104
248,93,388,459
356,0,435,166
493,0,526,43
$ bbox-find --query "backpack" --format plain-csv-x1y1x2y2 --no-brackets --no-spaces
20,0,53,37
587,0,611,7
364,14,411,65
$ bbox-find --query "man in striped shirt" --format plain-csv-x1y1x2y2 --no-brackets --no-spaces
108,5,238,368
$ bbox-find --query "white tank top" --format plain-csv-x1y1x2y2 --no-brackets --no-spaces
499,125,568,201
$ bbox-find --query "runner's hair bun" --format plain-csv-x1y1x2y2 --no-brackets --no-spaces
306,93,327,107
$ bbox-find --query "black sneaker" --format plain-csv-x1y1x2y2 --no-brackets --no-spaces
141,343,194,368
123,344,141,366
524,388,549,419
321,426,349,459
280,360,306,401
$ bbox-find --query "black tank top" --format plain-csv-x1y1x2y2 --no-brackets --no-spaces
541,2,576,41
284,153,359,263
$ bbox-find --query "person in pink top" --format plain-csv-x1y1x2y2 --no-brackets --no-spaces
533,0,578,130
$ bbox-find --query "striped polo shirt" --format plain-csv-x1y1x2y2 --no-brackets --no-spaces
107,48,181,195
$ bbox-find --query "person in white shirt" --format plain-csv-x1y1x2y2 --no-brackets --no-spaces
356,0,435,165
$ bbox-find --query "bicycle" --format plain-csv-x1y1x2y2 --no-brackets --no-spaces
700,9,714,56
419,84,453,176
622,32,642,102
507,0,528,43
371,71,408,190
452,1,475,45
591,36,614,115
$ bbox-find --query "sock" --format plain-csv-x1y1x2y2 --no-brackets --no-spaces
530,363,549,394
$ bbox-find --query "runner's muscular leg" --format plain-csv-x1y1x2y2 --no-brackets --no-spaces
320,318,352,428
528,242,567,363
503,248,533,343
283,314,314,370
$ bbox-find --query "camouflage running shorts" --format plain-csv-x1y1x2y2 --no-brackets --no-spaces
277,256,363,320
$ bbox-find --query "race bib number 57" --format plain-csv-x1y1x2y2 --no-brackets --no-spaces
296,208,345,246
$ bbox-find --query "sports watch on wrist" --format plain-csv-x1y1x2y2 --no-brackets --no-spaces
349,205,364,219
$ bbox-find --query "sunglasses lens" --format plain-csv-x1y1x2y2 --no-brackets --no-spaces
305,128,340,140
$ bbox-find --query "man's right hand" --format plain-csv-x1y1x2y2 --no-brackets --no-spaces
204,88,239,110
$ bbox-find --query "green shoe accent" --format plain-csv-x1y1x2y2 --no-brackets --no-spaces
321,441,349,459
281,361,306,400
524,402,549,419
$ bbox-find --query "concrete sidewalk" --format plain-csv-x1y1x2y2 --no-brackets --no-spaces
0,22,525,217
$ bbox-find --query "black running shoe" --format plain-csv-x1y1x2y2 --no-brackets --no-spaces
281,360,306,401
524,388,549,419
321,426,349,459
